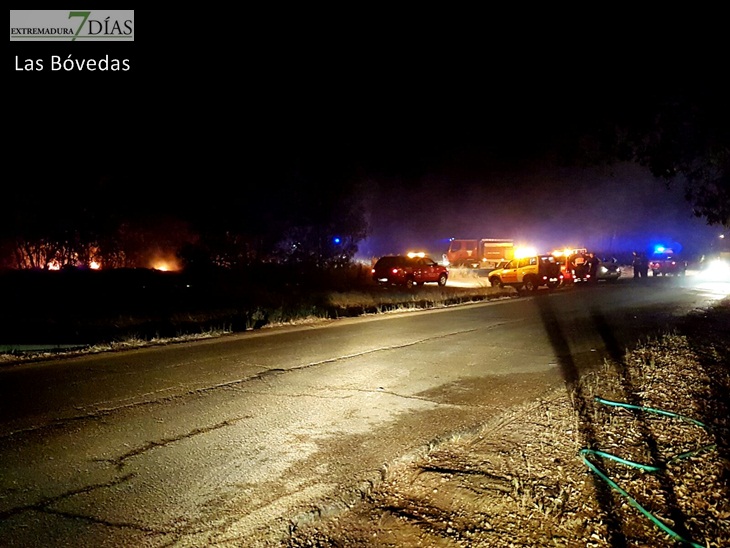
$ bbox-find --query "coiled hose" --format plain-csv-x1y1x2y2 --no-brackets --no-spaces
579,397,716,547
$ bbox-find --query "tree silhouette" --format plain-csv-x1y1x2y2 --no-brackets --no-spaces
568,77,730,229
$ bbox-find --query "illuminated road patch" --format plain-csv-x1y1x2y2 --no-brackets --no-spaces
691,281,730,299
689,264,730,299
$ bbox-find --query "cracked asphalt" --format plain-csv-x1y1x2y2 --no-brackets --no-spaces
0,277,723,547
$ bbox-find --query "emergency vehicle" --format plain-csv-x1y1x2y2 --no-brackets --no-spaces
445,239,515,269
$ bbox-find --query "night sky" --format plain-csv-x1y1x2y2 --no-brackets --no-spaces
8,13,726,261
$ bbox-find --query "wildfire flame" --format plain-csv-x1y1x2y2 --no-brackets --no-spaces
151,255,180,272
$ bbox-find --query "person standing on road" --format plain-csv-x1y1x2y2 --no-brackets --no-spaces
633,251,642,279
633,251,648,279
587,252,600,283
641,253,649,279
572,252,587,281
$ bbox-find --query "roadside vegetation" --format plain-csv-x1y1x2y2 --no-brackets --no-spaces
0,266,512,364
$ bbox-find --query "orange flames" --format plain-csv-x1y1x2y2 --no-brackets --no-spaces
150,255,180,272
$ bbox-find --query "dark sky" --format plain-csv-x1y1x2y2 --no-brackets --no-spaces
8,13,726,260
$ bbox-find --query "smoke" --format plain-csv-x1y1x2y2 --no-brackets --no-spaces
359,162,717,260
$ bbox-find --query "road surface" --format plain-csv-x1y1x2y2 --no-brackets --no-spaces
0,276,726,547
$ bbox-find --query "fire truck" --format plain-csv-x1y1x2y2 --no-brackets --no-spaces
445,239,515,269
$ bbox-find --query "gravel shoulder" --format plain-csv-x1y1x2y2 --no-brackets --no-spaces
286,298,730,547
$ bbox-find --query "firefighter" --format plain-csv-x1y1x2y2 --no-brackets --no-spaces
586,252,600,282
572,252,587,281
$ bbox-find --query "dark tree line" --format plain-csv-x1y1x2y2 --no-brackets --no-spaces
630,88,729,228
1,168,370,272
560,73,729,229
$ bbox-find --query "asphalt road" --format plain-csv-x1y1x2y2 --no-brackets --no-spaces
0,276,727,547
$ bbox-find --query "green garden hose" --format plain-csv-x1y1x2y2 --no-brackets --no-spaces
579,397,716,548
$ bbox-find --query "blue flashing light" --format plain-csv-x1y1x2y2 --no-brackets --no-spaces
333,236,342,245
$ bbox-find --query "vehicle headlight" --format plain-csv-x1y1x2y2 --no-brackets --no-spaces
701,259,730,281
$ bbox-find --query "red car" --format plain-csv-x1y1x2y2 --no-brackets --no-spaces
372,255,448,289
